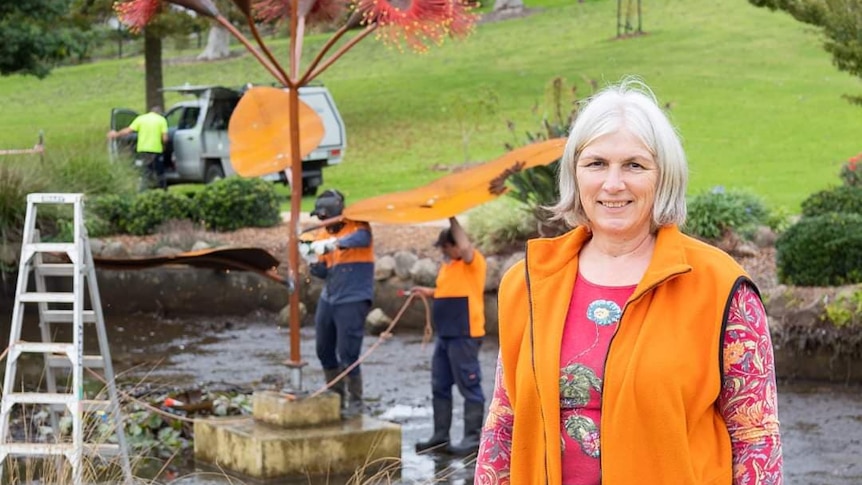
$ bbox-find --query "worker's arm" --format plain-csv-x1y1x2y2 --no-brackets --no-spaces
107,127,134,139
449,217,474,264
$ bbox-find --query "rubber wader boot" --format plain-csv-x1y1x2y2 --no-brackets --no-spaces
447,401,485,456
323,368,345,408
415,398,453,453
343,374,364,418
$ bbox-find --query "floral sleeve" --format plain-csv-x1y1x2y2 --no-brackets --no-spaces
719,282,783,484
475,354,514,485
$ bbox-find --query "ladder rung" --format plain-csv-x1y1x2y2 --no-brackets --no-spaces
47,355,105,369
13,342,74,355
1,442,121,457
26,243,76,254
27,193,83,205
19,292,76,303
48,400,111,413
5,393,74,406
36,264,77,277
42,309,96,323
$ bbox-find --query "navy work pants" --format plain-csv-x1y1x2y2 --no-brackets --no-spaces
431,336,484,404
315,299,371,377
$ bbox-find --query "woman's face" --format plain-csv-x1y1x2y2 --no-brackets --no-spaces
575,128,659,241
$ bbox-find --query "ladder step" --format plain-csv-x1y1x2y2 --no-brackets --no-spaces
13,342,74,355
35,263,77,277
41,309,96,323
26,243,76,255
19,292,76,303
49,400,111,413
27,193,83,205
47,355,105,369
1,442,121,457
5,393,74,406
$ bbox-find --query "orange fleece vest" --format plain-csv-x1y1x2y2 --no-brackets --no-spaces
497,225,753,484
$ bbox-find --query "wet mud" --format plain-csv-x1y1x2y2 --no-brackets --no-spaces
4,312,862,484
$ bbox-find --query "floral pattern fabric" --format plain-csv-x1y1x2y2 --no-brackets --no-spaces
474,282,783,484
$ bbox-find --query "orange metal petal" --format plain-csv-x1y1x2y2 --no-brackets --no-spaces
228,86,325,178
343,137,567,223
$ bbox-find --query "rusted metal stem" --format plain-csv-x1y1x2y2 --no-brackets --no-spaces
286,0,304,367
215,16,288,85
246,16,291,87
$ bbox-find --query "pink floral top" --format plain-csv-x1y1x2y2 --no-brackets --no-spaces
475,278,783,484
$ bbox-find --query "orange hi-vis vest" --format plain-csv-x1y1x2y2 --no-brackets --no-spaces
433,249,487,338
497,225,755,484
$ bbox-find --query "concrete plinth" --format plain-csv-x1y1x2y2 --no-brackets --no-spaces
194,391,402,480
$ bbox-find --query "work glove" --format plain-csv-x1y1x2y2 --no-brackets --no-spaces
300,237,338,263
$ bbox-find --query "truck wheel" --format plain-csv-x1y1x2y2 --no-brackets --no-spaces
302,184,319,197
205,164,225,184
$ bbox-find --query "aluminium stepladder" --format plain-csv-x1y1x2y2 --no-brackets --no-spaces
0,193,132,484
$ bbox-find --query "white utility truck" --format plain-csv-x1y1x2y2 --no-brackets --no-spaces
110,84,347,196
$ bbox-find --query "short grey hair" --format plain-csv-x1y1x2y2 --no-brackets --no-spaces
549,77,688,230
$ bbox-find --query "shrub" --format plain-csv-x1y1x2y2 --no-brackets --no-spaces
683,187,771,241
86,194,133,236
775,213,862,286
466,198,538,254
194,177,281,231
800,185,862,217
125,190,195,236
504,76,593,238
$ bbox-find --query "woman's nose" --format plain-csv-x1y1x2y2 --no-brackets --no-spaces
602,166,625,191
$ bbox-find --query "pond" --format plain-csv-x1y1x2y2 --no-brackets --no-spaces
3,312,861,484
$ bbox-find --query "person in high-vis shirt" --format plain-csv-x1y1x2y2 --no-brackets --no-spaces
411,216,487,456
308,189,374,417
107,106,169,189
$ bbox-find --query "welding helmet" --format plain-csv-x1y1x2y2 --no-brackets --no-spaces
311,189,345,220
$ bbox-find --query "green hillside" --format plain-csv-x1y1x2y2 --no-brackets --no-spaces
0,0,859,210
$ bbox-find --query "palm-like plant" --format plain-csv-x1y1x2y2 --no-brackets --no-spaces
113,0,477,372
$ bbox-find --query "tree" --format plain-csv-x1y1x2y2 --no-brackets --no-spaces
750,0,862,104
617,0,643,38
0,0,86,77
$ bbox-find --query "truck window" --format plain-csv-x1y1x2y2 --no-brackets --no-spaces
166,107,200,130
206,98,239,131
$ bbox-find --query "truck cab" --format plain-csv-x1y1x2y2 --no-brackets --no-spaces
110,84,346,196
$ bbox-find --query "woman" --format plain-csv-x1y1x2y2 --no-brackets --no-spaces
475,79,782,484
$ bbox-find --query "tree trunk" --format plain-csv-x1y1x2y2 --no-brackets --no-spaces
144,29,164,111
197,25,231,61
493,0,523,13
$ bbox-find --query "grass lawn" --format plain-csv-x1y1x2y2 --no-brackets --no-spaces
0,0,859,212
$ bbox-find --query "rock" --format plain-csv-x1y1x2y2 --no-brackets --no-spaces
484,255,503,292
0,242,20,267
277,302,308,327
131,242,150,257
732,243,759,258
89,239,105,256
155,246,183,257
409,258,438,287
752,226,777,248
366,307,393,335
393,251,418,280
375,255,396,281
101,241,129,259
191,240,212,251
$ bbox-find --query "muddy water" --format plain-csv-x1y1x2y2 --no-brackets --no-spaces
4,312,862,484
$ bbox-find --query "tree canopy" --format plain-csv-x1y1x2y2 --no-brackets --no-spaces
0,0,86,77
750,0,862,103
